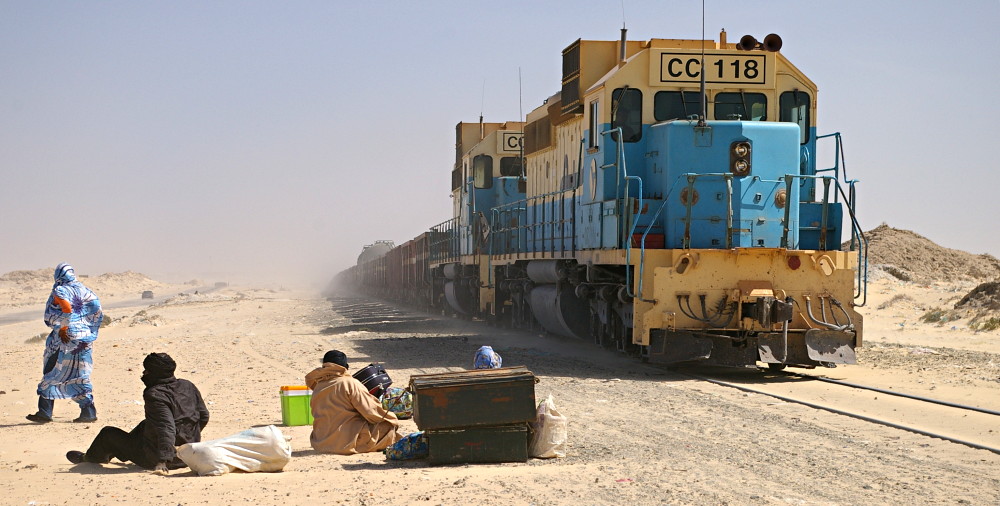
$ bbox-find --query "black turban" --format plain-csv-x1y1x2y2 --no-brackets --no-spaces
143,352,177,377
322,350,349,369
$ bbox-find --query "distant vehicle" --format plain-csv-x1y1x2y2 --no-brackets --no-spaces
358,240,395,264
141,290,154,299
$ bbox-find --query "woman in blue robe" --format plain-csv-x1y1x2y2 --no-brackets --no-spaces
26,263,103,423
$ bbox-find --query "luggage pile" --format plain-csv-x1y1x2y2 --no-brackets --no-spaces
408,366,537,464
352,363,392,398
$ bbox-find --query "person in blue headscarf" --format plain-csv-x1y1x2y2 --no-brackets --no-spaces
473,345,502,369
26,263,103,423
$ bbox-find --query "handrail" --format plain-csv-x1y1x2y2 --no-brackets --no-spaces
632,173,699,301
839,179,868,306
429,217,460,263
777,173,868,306
600,126,648,302
480,131,866,308
815,132,849,203
820,177,830,250
490,186,576,256
634,198,671,301
663,172,868,305
675,172,740,249
683,176,696,248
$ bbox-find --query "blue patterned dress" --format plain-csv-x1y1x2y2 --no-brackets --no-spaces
37,263,103,406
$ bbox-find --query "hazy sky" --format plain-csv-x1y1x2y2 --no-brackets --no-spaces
2,1,998,286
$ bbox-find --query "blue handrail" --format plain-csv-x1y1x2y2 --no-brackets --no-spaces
816,132,849,184
490,187,576,256
600,126,650,302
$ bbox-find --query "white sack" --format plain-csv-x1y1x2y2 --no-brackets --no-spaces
529,394,567,458
177,425,292,476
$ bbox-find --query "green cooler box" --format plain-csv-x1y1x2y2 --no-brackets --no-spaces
280,385,314,426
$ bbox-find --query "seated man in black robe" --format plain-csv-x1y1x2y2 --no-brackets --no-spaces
66,352,210,474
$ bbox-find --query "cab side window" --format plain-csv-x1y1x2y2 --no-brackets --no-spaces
780,91,811,144
473,154,493,189
588,100,600,149
611,88,642,143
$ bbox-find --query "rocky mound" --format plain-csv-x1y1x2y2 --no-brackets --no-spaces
92,271,166,292
860,224,1000,284
954,281,1000,311
0,269,51,283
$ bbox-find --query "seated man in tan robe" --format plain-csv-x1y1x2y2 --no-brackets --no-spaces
305,350,401,454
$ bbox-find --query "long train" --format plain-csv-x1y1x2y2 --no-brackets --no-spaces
334,29,867,369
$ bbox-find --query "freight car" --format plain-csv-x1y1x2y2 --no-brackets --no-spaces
336,29,867,370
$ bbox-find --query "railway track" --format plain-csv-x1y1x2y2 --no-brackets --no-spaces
328,294,1000,455
322,297,447,335
679,367,1000,455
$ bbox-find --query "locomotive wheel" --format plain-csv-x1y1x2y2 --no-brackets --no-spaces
444,281,474,315
528,284,591,339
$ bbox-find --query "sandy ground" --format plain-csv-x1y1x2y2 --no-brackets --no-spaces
1,273,998,505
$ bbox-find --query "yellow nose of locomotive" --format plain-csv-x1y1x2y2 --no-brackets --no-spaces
638,248,861,367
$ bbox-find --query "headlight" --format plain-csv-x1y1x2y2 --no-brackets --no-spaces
733,159,749,175
730,141,752,176
733,142,751,158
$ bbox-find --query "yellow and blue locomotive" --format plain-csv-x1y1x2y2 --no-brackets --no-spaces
338,30,866,369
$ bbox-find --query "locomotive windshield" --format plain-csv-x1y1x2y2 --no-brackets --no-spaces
714,92,767,121
654,90,701,121
499,156,523,177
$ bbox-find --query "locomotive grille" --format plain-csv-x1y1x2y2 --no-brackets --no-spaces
561,39,582,115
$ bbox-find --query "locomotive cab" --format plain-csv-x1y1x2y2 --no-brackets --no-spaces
433,121,525,316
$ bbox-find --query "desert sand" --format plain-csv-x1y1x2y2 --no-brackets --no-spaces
1,227,999,505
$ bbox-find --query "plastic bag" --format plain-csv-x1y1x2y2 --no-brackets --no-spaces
380,386,413,419
529,394,567,458
384,431,429,461
177,425,292,476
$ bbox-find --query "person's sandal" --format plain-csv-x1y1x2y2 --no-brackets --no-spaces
72,416,97,423
66,451,85,464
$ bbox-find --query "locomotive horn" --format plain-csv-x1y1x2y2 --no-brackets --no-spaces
763,33,782,52
737,34,758,51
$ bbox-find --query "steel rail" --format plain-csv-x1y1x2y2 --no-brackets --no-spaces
774,371,1000,416
682,372,1000,455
